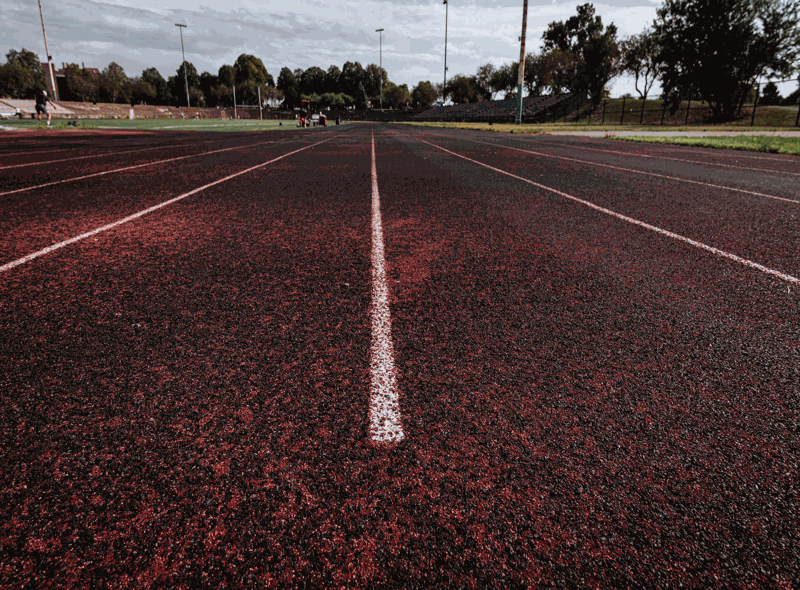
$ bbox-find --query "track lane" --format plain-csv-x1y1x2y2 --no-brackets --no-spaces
0,129,384,588
399,127,799,277
374,126,799,587
0,133,345,265
0,124,797,588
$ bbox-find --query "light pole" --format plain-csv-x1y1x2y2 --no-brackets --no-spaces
175,23,190,108
376,29,384,110
515,0,529,125
37,0,58,100
443,0,448,105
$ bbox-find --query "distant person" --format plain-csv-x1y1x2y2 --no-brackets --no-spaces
35,90,56,126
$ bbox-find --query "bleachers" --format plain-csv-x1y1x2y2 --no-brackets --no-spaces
413,94,575,123
0,98,74,117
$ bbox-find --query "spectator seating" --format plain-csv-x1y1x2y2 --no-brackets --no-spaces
413,94,575,123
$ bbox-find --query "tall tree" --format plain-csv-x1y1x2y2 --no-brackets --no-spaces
199,71,218,107
100,62,130,104
364,63,388,99
654,0,800,120
0,48,45,98
411,81,438,108
618,28,661,100
445,75,484,104
300,66,326,96
141,67,169,104
542,3,619,105
277,67,299,108
169,61,199,105
324,65,341,94
233,54,273,86
341,61,366,105
62,63,98,102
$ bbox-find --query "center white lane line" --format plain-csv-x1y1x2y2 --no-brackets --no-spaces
0,137,334,274
415,136,799,286
369,130,404,444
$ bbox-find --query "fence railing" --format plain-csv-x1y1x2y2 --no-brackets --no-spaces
533,79,800,127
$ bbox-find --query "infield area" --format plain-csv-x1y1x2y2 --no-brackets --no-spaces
1,123,798,588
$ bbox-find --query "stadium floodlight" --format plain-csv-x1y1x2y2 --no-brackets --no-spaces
515,0,529,125
376,29,384,110
175,24,190,108
443,0,448,105
37,0,58,100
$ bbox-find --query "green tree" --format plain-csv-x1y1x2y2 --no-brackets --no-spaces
474,63,495,100
199,71,218,106
277,67,299,108
169,61,199,106
619,28,661,100
384,82,411,108
445,75,484,104
234,54,273,86
364,63,388,100
63,63,98,102
654,0,800,120
300,66,326,96
542,3,619,105
341,61,367,106
411,80,438,107
218,64,235,87
324,65,341,94
0,48,45,98
759,81,783,105
141,67,169,104
99,62,130,104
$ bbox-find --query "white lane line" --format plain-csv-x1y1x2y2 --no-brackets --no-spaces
0,137,333,274
0,145,175,170
417,137,800,286
472,139,799,205
368,129,404,444
511,138,800,177
0,140,277,198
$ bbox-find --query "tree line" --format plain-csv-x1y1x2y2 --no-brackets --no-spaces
0,49,437,110
2,0,798,120
443,0,799,121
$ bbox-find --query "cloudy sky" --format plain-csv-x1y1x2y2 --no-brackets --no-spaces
2,0,796,98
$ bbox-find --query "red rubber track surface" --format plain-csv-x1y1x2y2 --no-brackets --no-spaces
1,124,798,589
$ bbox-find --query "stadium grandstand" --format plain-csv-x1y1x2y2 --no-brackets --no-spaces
413,94,577,123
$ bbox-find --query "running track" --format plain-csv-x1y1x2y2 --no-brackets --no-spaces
1,124,798,588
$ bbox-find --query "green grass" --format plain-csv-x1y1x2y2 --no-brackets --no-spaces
0,118,321,132
401,121,797,134
610,135,800,155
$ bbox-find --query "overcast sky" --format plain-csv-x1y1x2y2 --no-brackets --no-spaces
2,0,797,99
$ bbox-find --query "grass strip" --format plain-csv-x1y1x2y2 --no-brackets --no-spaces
400,121,795,134
610,135,800,155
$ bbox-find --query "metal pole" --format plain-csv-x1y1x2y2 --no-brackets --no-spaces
233,85,237,120
175,24,190,108
515,0,529,125
750,82,759,127
376,29,384,110
684,88,692,125
258,86,262,120
37,0,58,100
443,0,448,104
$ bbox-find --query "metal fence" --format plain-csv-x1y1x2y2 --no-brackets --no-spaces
548,79,800,127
